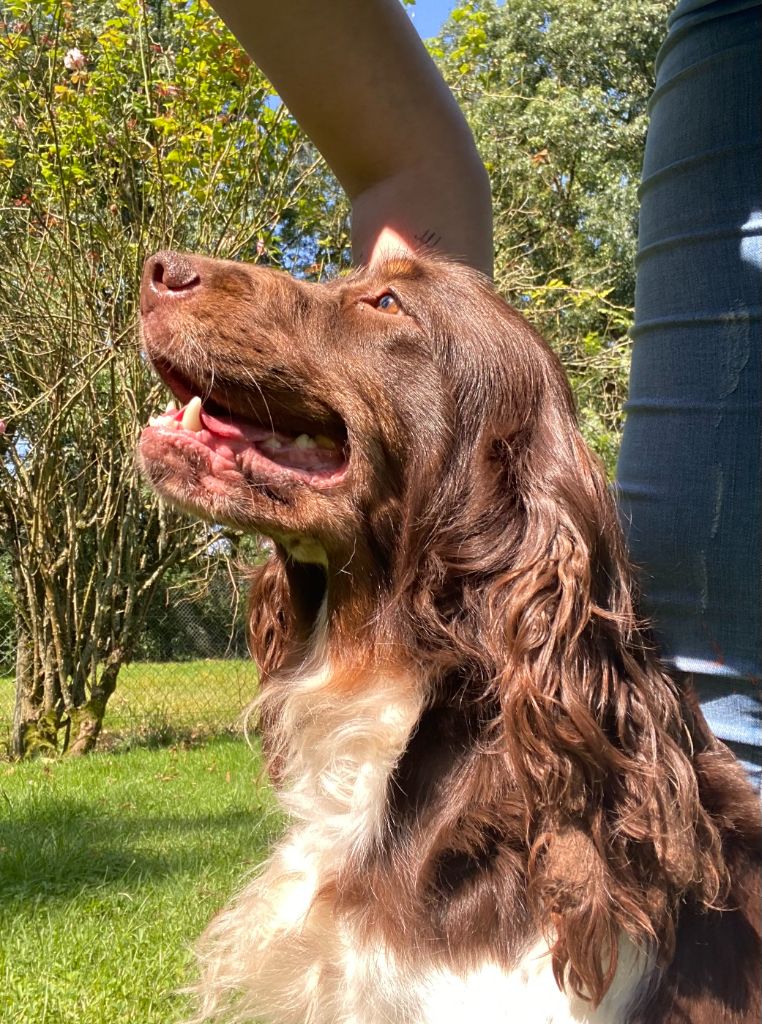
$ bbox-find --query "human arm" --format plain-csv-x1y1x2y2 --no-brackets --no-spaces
207,0,493,275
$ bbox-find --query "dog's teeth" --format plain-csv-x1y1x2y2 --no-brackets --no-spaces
294,434,317,449
149,413,177,429
261,436,283,451
165,400,177,414
181,396,203,432
315,434,337,451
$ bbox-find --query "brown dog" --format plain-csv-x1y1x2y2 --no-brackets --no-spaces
140,250,760,1024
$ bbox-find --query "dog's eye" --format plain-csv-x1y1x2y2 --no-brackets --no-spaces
374,293,402,315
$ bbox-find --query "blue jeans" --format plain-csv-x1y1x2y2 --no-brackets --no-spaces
617,0,762,788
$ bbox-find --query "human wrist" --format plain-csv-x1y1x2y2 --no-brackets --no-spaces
350,158,493,277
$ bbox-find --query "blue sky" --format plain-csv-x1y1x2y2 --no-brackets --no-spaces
407,0,458,39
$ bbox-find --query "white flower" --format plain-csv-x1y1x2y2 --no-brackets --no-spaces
63,47,86,72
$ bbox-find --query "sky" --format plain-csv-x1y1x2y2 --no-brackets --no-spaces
406,0,458,39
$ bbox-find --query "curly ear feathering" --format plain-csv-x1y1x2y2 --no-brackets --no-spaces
139,250,760,1024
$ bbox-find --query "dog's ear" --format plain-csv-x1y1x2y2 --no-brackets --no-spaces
247,552,294,784
485,387,643,802
483,376,729,1004
247,551,293,677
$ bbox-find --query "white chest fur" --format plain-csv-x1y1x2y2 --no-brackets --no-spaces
341,939,649,1024
195,661,649,1024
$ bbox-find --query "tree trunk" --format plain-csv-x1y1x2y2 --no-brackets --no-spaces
66,698,106,757
11,620,34,757
64,655,122,756
12,618,59,756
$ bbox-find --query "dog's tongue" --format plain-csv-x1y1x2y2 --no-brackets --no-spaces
149,397,345,474
199,406,270,442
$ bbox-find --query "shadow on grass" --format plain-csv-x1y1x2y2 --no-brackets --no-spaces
97,721,242,755
0,798,279,903
0,724,241,764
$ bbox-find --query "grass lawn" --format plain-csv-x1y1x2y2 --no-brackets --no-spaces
1,659,260,753
106,659,259,739
0,737,281,1024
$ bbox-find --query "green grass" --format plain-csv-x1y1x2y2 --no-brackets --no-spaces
1,660,260,753
106,660,259,738
0,737,281,1024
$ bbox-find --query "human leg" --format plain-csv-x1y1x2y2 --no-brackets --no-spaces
617,0,762,787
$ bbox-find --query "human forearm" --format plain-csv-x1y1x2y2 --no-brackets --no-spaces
207,0,493,274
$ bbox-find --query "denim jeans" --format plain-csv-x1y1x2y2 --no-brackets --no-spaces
617,0,762,788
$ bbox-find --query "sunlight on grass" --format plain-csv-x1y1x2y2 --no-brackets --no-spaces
1,659,260,753
0,737,281,1024
107,659,259,737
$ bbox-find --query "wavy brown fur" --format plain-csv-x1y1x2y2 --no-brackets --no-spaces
140,251,761,1023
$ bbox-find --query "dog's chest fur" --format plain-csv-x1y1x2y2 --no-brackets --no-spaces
199,662,648,1024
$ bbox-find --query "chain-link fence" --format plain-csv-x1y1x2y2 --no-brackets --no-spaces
101,578,259,748
0,561,262,753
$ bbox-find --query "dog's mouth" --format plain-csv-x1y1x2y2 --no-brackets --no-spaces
142,359,349,490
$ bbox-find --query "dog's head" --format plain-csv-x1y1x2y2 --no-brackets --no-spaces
140,251,605,609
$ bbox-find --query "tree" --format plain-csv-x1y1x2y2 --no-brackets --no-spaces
431,0,671,468
0,0,327,755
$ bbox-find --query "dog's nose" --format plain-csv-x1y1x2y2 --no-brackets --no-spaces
141,250,201,313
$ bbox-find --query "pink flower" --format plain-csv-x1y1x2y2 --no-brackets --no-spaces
0,421,6,435
63,47,86,72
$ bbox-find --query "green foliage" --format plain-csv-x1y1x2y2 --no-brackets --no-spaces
432,0,671,469
0,0,327,263
0,0,335,754
133,534,265,663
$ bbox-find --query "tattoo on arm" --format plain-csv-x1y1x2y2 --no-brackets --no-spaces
414,229,442,249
